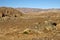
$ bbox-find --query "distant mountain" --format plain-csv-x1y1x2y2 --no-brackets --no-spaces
16,8,60,14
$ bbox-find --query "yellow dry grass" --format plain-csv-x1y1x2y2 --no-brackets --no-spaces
0,7,60,40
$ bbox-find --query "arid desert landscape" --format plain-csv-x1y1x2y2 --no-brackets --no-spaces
0,7,60,40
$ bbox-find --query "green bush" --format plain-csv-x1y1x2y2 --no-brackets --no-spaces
23,31,29,34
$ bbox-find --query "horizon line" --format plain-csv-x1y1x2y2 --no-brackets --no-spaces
0,6,60,9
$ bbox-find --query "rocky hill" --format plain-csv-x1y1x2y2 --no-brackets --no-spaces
0,7,23,17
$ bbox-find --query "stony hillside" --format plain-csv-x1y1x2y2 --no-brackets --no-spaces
0,7,60,40
0,7,23,17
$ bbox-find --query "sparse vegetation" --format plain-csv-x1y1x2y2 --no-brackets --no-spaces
0,7,60,40
0,7,23,18
23,31,29,34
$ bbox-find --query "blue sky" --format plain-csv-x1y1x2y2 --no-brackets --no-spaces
0,0,60,8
